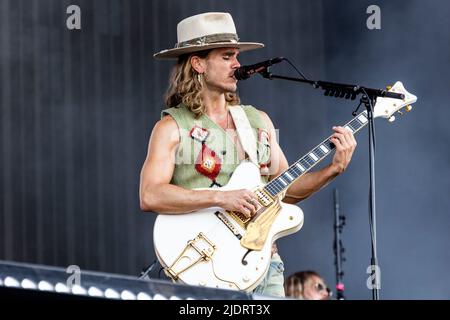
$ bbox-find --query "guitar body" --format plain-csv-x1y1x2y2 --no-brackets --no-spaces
153,80,418,292
153,161,304,292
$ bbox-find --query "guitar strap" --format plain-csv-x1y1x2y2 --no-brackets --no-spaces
228,105,259,167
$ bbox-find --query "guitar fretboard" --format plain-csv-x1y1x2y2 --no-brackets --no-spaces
264,111,369,198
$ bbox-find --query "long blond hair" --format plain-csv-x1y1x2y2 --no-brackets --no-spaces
164,50,240,117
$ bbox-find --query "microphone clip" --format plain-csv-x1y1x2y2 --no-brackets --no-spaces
260,68,274,80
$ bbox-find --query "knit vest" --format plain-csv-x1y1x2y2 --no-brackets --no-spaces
161,104,271,189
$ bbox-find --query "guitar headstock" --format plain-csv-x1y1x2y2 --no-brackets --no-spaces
373,81,417,122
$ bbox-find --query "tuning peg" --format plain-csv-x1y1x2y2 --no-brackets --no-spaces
397,110,403,115
386,85,392,90
405,105,413,112
388,115,396,122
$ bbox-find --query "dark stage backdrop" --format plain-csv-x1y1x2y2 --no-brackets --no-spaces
1,0,449,299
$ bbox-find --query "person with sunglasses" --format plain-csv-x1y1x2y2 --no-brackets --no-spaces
285,270,332,300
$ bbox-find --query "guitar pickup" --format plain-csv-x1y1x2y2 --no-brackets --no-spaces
254,189,273,207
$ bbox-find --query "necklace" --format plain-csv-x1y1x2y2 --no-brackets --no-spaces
208,107,232,130
217,111,230,130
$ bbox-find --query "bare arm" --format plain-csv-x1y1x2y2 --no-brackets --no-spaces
139,116,259,216
259,111,357,204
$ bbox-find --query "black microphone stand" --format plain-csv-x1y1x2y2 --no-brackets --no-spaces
362,92,380,300
259,69,404,300
333,188,346,300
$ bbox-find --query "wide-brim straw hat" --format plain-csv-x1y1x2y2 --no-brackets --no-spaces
154,12,264,59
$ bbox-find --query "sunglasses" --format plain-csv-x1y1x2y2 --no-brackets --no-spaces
314,282,332,297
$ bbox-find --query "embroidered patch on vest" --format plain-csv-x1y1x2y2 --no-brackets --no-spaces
258,129,270,148
189,125,209,143
260,163,270,176
258,129,271,176
195,144,222,186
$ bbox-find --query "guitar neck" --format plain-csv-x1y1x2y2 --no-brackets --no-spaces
264,110,369,198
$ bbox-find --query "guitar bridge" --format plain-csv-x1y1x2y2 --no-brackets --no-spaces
165,232,216,280
228,210,251,228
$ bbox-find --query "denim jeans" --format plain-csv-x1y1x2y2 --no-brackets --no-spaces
253,253,285,297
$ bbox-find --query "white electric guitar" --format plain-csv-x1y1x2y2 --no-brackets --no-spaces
153,81,417,292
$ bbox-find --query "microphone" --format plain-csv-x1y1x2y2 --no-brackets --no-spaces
234,57,284,80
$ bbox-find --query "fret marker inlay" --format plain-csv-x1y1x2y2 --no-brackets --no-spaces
309,153,318,161
320,145,329,153
358,114,368,123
